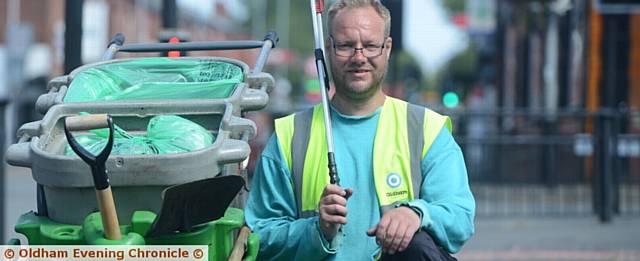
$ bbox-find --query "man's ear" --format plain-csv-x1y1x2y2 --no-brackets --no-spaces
386,37,393,59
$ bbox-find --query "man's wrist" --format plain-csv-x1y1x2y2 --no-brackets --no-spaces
315,220,343,252
395,202,423,232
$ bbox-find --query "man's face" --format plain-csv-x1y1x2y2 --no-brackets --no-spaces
329,6,392,101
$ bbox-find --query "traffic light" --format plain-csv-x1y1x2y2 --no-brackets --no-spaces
442,91,460,108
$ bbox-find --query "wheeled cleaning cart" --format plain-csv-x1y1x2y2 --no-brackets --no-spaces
5,32,278,261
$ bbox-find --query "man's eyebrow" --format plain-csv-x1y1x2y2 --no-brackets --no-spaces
334,39,380,45
334,39,354,44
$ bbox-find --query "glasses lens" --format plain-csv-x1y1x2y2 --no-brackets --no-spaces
332,37,385,58
363,47,383,57
335,47,383,57
336,48,352,57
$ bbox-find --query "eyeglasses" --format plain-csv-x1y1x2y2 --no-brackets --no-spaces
330,36,386,58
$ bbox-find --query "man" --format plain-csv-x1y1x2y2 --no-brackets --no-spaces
245,0,475,260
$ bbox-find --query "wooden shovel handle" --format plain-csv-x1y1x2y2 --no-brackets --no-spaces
65,114,110,131
96,187,122,240
228,226,251,261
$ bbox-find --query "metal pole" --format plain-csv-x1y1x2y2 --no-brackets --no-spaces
253,32,279,74
613,107,622,215
4,0,24,241
162,0,177,29
596,112,614,223
276,0,290,79
381,0,403,51
543,120,557,187
0,99,6,243
596,15,624,223
64,0,84,74
310,0,339,185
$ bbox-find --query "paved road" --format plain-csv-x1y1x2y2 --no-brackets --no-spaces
456,216,640,260
3,165,36,243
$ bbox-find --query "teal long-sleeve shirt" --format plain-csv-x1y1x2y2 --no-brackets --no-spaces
245,106,475,260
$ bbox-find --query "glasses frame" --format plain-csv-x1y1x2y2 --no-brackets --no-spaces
329,36,388,58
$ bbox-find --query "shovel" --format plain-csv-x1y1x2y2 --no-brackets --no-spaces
146,175,245,237
228,226,252,261
64,114,121,240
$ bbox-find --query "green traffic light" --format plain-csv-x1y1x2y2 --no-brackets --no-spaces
443,92,460,108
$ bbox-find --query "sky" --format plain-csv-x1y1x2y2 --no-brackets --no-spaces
177,0,249,21
404,0,469,75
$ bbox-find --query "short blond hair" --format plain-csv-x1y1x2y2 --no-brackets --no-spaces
327,0,391,37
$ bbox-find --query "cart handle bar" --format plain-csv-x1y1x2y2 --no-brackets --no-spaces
103,32,278,55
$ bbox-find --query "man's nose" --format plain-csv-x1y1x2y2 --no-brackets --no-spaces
352,48,367,60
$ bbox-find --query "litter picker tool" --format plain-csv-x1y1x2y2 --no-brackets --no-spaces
64,114,121,240
310,0,339,185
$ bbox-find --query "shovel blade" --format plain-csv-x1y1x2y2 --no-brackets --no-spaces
146,175,245,237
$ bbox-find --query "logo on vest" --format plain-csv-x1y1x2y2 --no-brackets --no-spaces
386,173,402,188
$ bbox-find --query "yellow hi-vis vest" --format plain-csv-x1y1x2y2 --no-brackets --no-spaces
274,97,452,218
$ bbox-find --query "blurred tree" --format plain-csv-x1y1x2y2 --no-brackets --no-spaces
388,51,424,85
431,42,479,105
448,43,479,85
385,50,425,101
441,0,466,14
245,0,320,104
245,0,314,55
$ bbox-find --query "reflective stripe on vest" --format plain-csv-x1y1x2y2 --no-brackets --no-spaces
274,97,451,218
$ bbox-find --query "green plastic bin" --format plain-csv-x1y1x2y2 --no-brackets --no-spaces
13,208,258,261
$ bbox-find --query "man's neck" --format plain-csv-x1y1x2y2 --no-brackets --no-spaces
330,91,386,116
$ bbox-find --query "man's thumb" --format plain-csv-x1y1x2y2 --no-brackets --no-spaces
366,227,376,236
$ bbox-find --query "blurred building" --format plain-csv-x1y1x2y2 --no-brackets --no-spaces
0,0,261,140
439,0,640,220
0,0,255,77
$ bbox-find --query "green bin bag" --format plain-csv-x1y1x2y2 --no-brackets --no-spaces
65,115,214,156
64,58,243,102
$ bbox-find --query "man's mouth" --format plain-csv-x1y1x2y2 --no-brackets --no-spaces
347,69,370,75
